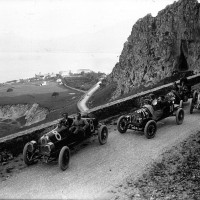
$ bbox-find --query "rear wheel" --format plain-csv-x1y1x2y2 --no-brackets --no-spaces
98,125,108,145
58,146,70,171
176,108,184,125
117,116,128,134
189,99,194,114
144,120,157,139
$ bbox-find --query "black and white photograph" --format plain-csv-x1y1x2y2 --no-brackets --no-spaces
0,0,200,199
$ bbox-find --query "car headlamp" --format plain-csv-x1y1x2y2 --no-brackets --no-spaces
27,141,37,152
40,135,49,145
48,142,55,151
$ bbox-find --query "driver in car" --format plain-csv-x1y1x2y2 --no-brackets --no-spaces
58,112,73,130
69,112,89,136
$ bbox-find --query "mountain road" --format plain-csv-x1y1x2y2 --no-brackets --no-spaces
0,101,200,199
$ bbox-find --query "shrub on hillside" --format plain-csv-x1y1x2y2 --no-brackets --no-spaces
7,88,13,92
52,92,59,98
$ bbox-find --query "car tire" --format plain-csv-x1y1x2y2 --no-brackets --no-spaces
144,120,157,139
58,146,70,171
176,108,184,125
189,99,194,114
179,100,183,108
117,116,128,134
98,125,108,145
193,91,198,104
23,143,37,166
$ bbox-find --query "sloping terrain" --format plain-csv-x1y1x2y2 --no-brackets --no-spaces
0,82,82,137
0,103,49,138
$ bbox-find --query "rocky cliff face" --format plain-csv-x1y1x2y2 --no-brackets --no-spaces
0,103,49,127
108,0,200,99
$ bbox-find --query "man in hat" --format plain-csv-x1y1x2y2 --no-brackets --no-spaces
58,112,73,129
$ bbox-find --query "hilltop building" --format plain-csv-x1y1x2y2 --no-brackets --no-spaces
76,69,93,74
35,72,56,80
59,70,71,77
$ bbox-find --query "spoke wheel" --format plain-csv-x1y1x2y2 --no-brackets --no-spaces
98,125,108,145
23,143,38,166
176,108,184,125
144,120,157,139
58,146,70,171
117,116,128,134
189,99,194,114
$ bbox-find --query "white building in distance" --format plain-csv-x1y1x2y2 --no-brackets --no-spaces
59,70,71,77
76,69,93,74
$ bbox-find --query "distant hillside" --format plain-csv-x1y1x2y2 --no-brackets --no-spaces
63,71,105,91
105,0,200,100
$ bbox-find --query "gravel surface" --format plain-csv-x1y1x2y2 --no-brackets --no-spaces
109,131,200,200
0,102,200,199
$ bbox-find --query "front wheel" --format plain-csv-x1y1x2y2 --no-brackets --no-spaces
193,91,198,104
176,108,184,125
144,120,157,139
98,125,108,145
23,143,37,166
58,146,70,171
189,99,194,114
117,116,128,134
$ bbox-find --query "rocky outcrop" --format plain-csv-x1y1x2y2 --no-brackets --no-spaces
0,103,49,127
108,0,200,99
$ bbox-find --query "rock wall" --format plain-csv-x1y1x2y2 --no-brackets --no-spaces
108,0,200,99
0,103,49,127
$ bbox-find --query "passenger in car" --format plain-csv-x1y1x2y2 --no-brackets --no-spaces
70,112,89,136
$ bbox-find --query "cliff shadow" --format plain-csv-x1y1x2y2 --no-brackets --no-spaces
177,40,189,72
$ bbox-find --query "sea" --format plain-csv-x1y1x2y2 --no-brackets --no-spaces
0,52,119,82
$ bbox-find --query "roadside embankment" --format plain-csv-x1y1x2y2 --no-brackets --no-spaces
0,74,200,162
110,131,200,200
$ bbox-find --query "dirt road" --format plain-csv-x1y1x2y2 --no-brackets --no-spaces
77,81,101,112
0,102,199,199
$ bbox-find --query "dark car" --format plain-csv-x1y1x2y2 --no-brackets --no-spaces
170,81,193,107
117,95,184,139
23,113,108,171
189,90,200,114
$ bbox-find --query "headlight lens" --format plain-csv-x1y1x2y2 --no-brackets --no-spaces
27,141,37,152
41,142,54,154
40,135,49,145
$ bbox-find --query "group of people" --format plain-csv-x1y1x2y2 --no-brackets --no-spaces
143,74,190,116
173,74,191,93
58,112,89,136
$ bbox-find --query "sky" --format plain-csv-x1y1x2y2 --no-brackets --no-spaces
0,0,180,82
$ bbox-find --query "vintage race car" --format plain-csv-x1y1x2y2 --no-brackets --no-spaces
170,83,193,107
117,95,184,139
189,90,200,114
23,113,108,171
